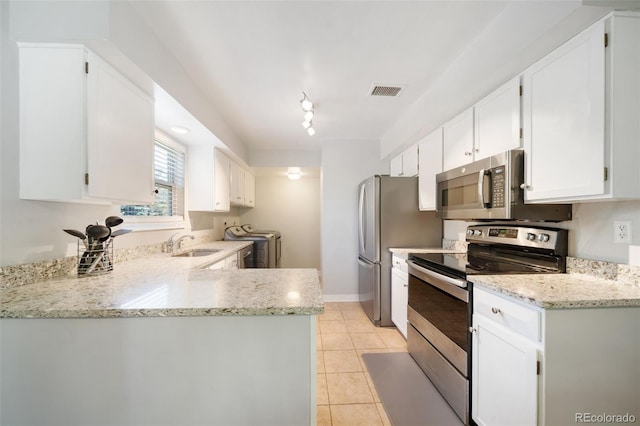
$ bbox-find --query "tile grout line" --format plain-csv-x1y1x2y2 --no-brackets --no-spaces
317,302,404,425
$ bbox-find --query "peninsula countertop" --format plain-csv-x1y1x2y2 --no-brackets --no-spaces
0,241,324,319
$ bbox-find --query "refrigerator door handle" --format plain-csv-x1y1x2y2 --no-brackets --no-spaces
357,257,374,269
358,183,366,254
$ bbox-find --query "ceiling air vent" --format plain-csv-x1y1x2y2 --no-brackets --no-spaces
369,85,404,97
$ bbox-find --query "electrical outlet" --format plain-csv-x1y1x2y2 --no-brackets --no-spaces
614,221,632,244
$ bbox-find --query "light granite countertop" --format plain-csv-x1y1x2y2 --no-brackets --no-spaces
471,273,640,309
0,241,324,319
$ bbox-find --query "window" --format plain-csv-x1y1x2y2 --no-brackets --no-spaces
121,137,185,219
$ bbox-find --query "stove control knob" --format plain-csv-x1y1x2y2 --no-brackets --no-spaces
467,229,474,236
538,233,550,242
526,233,536,241
473,229,483,236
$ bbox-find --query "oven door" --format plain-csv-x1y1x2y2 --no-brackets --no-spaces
407,260,469,375
407,260,470,423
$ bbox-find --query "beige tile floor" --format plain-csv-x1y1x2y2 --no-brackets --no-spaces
316,301,408,426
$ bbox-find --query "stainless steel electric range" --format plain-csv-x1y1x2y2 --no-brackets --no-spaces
407,224,568,424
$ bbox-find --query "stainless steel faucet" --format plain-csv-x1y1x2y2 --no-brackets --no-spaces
167,233,194,253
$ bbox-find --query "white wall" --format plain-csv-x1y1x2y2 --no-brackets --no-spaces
567,201,640,265
321,139,386,300
239,174,321,269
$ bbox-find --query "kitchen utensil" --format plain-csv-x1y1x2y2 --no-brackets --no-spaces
110,228,132,238
86,225,110,241
85,225,109,254
63,229,88,249
63,229,87,240
105,216,124,228
103,228,132,251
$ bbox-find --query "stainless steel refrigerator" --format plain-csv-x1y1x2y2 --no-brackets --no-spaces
358,175,442,326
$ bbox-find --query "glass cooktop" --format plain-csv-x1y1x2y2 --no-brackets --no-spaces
408,252,468,279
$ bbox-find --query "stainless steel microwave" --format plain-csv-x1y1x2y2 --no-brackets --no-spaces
436,150,572,221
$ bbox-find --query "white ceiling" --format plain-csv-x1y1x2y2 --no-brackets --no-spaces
128,1,617,160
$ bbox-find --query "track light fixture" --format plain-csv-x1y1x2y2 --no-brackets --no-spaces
300,92,315,136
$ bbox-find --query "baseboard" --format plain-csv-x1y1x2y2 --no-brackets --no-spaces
322,293,360,302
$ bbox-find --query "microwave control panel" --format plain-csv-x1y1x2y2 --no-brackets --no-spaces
490,166,505,207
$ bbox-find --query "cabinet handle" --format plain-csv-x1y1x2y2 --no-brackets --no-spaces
473,148,479,153
403,284,408,288
468,326,477,333
491,307,501,314
464,151,472,156
520,183,531,190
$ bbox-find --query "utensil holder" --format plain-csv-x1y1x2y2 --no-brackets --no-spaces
78,240,113,276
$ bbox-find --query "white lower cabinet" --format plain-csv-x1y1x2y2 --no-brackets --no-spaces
472,286,640,426
390,255,408,339
206,253,238,270
472,312,539,426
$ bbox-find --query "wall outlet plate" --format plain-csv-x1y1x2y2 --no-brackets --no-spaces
614,220,632,244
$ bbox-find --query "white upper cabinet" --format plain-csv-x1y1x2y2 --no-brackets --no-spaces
230,162,255,207
229,161,244,206
390,144,419,177
443,77,521,172
522,20,605,201
418,128,443,211
214,150,231,212
187,145,230,212
522,12,640,202
19,43,154,204
474,76,521,161
244,172,255,207
390,154,403,177
443,107,474,171
187,148,254,211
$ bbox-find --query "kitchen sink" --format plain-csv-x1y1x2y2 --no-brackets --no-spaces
172,248,223,257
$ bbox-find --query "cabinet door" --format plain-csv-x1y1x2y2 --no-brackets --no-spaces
390,154,403,176
522,21,605,201
391,267,408,339
474,76,521,161
472,315,538,426
86,51,154,204
244,172,255,207
443,107,474,171
402,145,419,177
229,162,244,206
418,129,443,211
214,150,230,212
187,145,215,211
225,254,238,269
19,44,86,201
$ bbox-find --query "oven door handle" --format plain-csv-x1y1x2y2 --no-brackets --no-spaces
407,260,469,302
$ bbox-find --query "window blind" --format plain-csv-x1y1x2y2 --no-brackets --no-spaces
121,140,185,217
153,141,185,216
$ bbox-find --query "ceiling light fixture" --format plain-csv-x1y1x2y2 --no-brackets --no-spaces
300,92,315,136
287,167,301,180
170,126,190,134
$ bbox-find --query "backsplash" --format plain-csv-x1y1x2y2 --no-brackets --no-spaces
443,239,468,252
0,234,214,290
567,257,640,287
